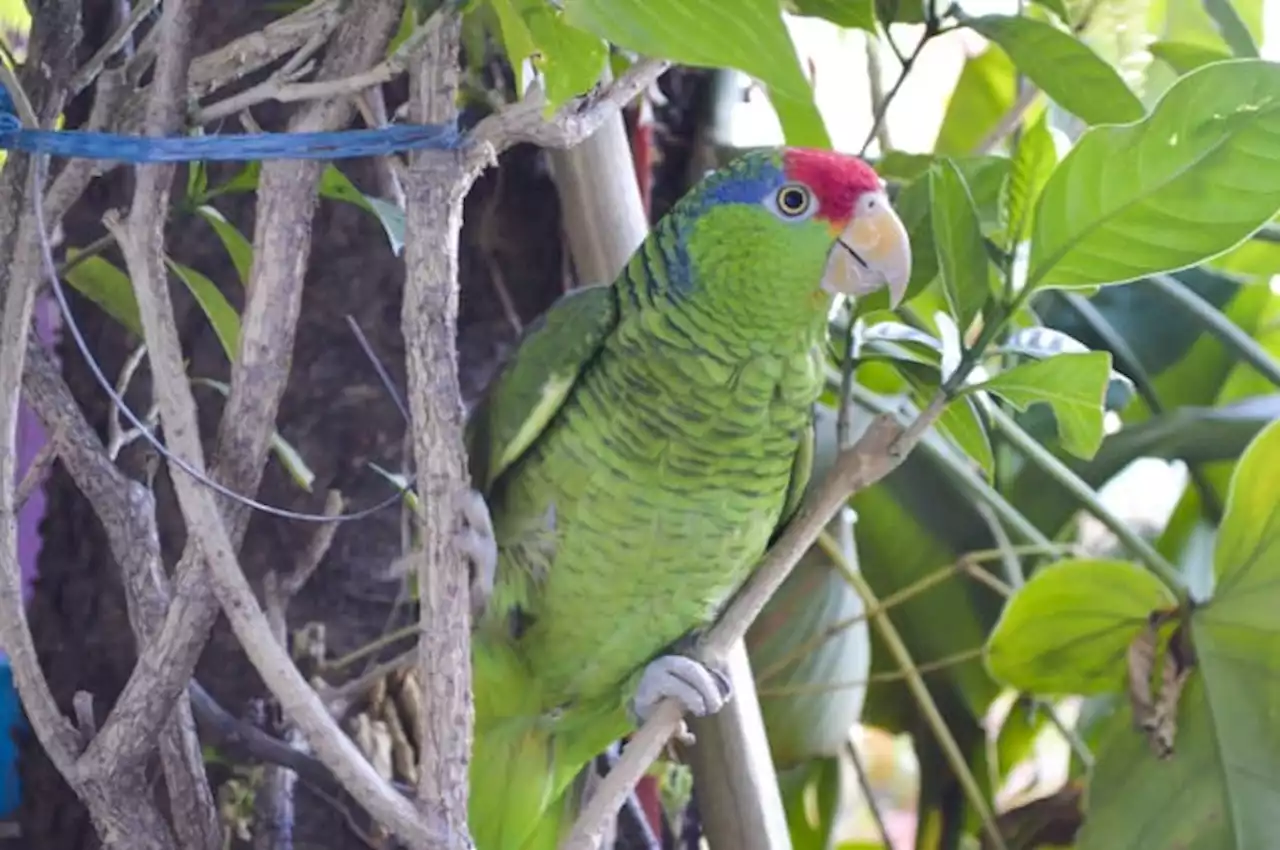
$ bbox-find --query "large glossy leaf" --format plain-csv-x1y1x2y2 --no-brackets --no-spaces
968,15,1145,126
929,159,991,332
565,0,830,147
934,45,1017,156
970,352,1113,459
487,0,608,109
1080,419,1280,850
787,0,876,33
1028,60,1280,290
985,558,1176,695
1149,39,1233,74
1001,110,1058,249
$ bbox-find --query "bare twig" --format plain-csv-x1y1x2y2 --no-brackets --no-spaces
859,28,934,156
467,58,670,159
68,0,161,95
193,7,445,124
561,397,948,850
280,490,345,598
847,738,895,850
15,427,59,510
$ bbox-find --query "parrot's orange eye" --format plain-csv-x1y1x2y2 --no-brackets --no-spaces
775,184,813,218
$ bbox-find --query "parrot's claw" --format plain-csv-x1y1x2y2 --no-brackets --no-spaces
459,488,498,617
629,655,732,726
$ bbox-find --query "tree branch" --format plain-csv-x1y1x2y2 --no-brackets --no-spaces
81,0,409,788
102,0,439,842
401,11,474,847
561,396,948,850
467,58,670,160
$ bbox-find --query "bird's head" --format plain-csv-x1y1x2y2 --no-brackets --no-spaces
681,148,912,312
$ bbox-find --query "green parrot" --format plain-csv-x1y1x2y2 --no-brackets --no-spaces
458,146,912,850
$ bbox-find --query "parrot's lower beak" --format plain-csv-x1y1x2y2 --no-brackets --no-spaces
822,200,912,308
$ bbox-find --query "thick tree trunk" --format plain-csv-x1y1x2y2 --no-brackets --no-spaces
17,5,566,848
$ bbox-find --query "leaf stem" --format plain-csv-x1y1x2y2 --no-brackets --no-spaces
826,538,1010,850
1151,273,1280,390
1059,290,1224,522
988,405,1187,594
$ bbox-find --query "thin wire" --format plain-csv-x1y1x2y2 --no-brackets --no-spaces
31,152,410,524
344,315,410,424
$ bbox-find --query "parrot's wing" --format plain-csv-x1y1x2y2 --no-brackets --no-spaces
773,417,815,542
466,283,619,492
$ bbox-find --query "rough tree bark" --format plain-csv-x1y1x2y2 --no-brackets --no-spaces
18,3,568,848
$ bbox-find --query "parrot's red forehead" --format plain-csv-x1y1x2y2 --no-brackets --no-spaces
781,148,882,223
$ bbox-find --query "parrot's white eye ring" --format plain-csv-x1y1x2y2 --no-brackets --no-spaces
773,183,814,219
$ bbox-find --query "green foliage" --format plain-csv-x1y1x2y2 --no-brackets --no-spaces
969,352,1113,458
985,558,1176,694
934,46,1018,156
487,0,608,107
929,159,991,333
63,254,145,338
1028,60,1280,289
786,0,876,33
1000,112,1058,250
967,15,1145,126
1076,419,1280,849
565,0,830,146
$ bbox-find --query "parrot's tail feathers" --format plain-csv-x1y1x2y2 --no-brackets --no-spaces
470,718,563,850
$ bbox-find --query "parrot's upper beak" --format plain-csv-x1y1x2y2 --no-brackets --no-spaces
822,195,912,309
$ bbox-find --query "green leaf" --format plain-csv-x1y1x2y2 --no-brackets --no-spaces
488,0,607,109
318,166,407,256
196,205,253,285
1078,673,1280,850
970,351,1112,458
193,378,315,492
936,394,995,477
1029,0,1070,22
934,45,1017,156
63,254,144,338
165,259,242,360
985,558,1176,694
1001,110,1058,249
968,15,1145,126
1201,0,1258,57
1213,416,1280,593
787,0,876,33
564,0,830,148
1028,60,1280,290
1149,39,1234,74
929,159,991,332
874,0,925,24
1080,422,1280,850
488,0,538,93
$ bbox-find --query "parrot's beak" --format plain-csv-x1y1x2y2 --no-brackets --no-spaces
822,196,912,309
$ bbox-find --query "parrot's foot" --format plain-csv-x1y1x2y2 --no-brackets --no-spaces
629,655,733,727
459,488,498,617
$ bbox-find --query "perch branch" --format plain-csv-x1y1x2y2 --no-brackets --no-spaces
561,395,948,850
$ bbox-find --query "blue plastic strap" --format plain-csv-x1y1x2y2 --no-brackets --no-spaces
0,83,461,162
